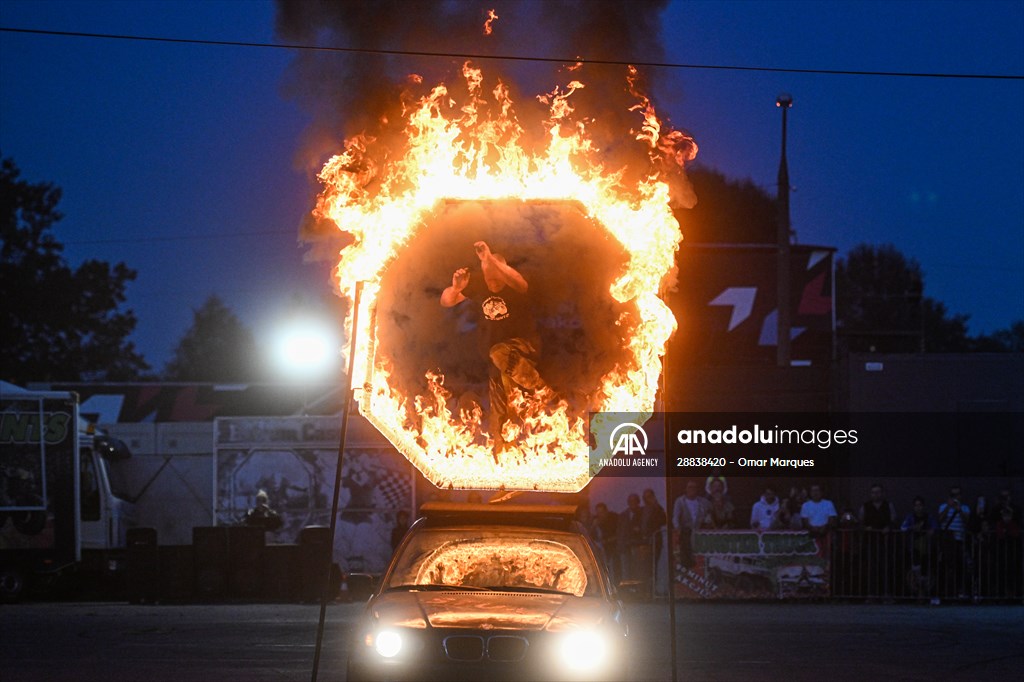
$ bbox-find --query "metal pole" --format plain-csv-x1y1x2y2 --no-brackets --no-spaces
662,352,679,682
831,252,838,363
776,93,793,367
312,281,364,682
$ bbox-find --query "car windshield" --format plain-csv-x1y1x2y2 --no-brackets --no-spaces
386,527,601,598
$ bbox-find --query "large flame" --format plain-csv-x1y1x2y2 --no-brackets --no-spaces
314,63,695,492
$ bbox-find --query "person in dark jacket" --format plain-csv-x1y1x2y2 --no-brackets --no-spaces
245,489,283,532
391,509,411,552
858,483,897,598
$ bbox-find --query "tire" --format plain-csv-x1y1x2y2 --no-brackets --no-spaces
0,566,26,603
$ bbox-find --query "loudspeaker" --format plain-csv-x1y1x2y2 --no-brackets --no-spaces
299,526,333,602
228,525,266,598
263,544,301,602
126,527,159,604
192,526,229,599
157,545,194,603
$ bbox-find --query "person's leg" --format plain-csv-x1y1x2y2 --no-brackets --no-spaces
490,338,546,392
487,363,509,448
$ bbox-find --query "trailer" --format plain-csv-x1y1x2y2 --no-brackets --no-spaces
0,383,134,601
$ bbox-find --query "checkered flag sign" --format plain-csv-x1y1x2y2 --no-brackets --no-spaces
373,467,411,509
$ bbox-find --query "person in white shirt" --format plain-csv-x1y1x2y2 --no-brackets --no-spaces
801,484,837,537
937,485,972,598
750,487,782,530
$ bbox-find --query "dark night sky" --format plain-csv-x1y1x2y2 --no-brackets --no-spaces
1,0,1021,373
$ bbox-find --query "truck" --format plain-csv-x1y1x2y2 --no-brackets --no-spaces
0,382,135,602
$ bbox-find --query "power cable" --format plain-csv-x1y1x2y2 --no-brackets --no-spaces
63,229,296,246
1,26,1022,80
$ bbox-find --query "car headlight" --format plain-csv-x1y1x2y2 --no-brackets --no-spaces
374,630,403,658
558,629,607,672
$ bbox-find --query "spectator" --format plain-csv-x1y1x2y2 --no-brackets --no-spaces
591,502,621,585
619,493,645,548
838,508,858,530
989,487,1021,599
938,485,970,541
901,496,938,533
618,493,648,589
995,505,1021,539
706,478,736,529
970,495,993,595
990,487,1020,527
244,489,283,532
993,504,1022,599
781,486,808,530
704,475,728,497
859,484,897,531
858,484,897,599
937,485,971,599
673,480,711,569
970,495,990,535
832,506,859,595
390,509,410,552
641,489,667,567
575,500,593,529
901,496,938,601
801,484,837,538
750,487,782,531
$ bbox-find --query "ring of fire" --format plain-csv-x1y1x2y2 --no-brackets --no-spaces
314,63,690,492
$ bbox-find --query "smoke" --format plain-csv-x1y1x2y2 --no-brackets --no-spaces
374,200,633,420
274,0,695,250
275,0,672,146
273,2,694,429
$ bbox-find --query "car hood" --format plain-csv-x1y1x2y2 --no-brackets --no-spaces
370,591,614,631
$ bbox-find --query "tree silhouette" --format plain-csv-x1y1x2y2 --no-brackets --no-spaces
972,320,1024,352
675,166,777,244
836,243,971,353
1,157,148,383
163,295,261,381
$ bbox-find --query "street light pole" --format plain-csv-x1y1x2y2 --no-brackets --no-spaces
776,93,793,368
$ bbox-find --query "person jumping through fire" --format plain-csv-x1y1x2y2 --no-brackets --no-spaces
440,240,549,456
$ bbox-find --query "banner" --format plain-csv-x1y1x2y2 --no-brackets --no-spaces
675,530,830,599
213,416,414,573
0,395,77,560
674,243,835,365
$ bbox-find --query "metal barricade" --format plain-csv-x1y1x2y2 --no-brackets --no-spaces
830,528,1023,603
617,531,665,600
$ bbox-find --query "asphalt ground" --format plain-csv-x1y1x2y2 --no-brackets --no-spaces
1,600,1021,681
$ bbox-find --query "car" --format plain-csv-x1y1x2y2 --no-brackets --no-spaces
346,502,629,681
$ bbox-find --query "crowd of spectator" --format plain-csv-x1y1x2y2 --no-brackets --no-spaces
588,480,1022,601
585,488,666,587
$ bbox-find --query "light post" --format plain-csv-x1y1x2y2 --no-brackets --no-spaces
311,282,363,682
776,93,794,367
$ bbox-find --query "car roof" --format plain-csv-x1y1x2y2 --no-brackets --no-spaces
415,502,583,532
